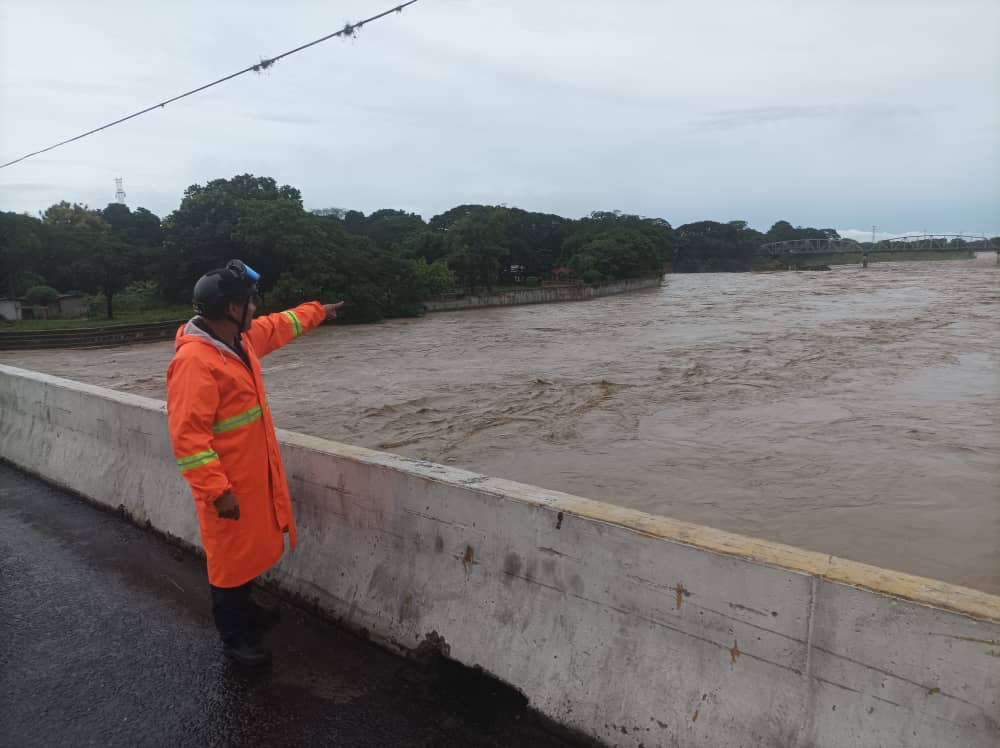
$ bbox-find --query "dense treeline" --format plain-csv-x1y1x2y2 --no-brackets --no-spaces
0,175,670,322
4,174,978,322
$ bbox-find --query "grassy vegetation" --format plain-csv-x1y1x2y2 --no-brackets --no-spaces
0,306,190,331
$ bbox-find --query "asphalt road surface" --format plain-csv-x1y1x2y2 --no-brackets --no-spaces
0,464,585,748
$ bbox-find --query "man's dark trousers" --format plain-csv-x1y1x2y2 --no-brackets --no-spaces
210,579,256,645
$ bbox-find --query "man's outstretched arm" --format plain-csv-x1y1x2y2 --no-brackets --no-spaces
244,301,344,357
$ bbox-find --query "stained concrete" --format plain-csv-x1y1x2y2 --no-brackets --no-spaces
2,364,998,747
0,465,580,748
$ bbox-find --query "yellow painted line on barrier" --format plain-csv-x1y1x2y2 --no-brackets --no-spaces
283,429,1000,624
2,362,996,626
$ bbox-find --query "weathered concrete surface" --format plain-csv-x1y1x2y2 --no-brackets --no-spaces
1,364,998,747
0,465,580,748
423,276,661,311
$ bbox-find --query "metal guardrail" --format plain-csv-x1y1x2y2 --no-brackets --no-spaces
0,319,185,350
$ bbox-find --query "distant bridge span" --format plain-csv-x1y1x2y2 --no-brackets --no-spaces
761,233,997,256
760,234,998,266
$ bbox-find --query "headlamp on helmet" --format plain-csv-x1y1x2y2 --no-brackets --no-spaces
192,259,262,318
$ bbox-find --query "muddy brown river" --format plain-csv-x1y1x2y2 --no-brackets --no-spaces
5,255,998,594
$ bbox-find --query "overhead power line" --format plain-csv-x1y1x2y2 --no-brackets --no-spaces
0,0,421,170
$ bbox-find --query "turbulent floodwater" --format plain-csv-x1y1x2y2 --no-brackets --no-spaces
5,255,998,593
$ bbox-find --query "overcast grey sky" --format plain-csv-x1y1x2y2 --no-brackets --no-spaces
1,0,998,239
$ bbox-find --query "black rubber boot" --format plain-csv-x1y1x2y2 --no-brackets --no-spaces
223,637,272,667
248,600,281,631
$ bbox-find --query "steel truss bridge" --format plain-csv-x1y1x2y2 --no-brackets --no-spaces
760,234,997,258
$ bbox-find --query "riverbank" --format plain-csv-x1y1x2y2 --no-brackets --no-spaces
0,305,191,330
0,278,664,348
424,276,663,312
0,318,186,350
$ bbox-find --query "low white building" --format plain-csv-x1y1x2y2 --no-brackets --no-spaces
56,293,87,318
0,293,88,321
0,298,23,321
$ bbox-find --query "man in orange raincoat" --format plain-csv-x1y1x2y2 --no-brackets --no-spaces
167,259,342,666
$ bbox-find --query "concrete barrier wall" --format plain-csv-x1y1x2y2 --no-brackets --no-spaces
424,276,662,312
1,364,997,747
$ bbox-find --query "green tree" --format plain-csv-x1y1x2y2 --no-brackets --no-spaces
162,175,437,321
673,220,763,272
269,229,428,322
344,209,427,252
398,229,448,263
428,204,498,232
341,209,367,235
160,174,304,301
567,231,663,282
0,212,45,298
765,220,840,243
492,207,569,282
104,203,163,247
412,257,456,296
444,211,508,292
100,203,164,316
561,211,673,280
24,284,60,306
38,202,105,294
31,201,155,319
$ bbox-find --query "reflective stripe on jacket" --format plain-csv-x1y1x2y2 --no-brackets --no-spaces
166,301,327,587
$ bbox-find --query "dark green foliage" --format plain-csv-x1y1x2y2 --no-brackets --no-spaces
24,285,59,305
764,220,839,243
3,173,879,324
673,220,764,273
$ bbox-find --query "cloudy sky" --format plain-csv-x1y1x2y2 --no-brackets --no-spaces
1,0,997,239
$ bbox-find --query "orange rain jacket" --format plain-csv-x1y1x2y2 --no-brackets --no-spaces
166,302,327,588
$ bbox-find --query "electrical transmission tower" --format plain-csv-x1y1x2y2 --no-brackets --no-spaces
114,177,126,204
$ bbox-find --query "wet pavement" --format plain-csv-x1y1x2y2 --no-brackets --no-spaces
0,464,582,748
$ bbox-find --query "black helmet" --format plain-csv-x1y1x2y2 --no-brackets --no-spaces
192,259,261,318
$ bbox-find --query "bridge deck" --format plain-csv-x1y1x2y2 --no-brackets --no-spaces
759,235,993,256
0,465,578,748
